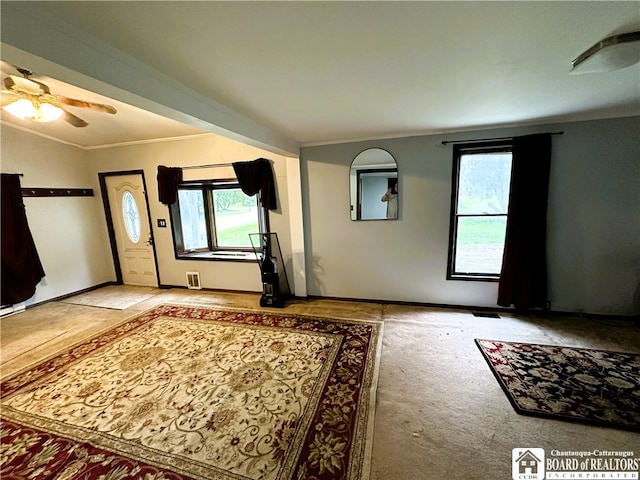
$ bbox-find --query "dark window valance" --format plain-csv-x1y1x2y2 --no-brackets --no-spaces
157,165,183,205
232,158,277,211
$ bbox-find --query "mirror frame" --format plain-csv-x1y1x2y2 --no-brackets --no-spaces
349,148,398,221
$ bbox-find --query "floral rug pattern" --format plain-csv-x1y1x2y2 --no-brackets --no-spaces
475,339,640,431
1,305,382,479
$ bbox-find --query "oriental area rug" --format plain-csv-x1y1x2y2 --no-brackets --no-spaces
475,339,640,432
1,304,383,479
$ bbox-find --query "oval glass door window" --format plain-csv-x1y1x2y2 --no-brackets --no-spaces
122,191,141,243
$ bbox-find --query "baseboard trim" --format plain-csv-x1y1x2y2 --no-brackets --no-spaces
22,283,639,323
158,283,258,295
303,294,640,322
1,303,26,318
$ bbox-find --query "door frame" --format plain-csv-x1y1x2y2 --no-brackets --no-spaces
99,170,160,286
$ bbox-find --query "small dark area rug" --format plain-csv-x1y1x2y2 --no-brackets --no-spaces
475,339,640,432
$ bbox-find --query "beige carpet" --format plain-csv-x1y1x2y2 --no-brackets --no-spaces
1,304,383,480
3,287,639,480
61,285,160,310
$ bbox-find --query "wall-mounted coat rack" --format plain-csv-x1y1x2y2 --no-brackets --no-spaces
21,188,94,197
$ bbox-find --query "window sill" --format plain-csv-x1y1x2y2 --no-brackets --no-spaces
176,251,257,262
447,274,500,282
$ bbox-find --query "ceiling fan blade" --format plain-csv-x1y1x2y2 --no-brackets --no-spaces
56,96,117,114
29,78,51,94
4,75,43,94
3,76,18,90
14,67,50,93
60,108,89,127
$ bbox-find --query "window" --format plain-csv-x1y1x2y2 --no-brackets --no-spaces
170,179,268,260
122,190,141,243
447,142,513,280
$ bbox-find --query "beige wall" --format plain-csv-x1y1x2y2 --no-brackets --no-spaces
1,126,115,304
86,134,299,293
3,115,638,315
1,126,303,305
300,116,640,316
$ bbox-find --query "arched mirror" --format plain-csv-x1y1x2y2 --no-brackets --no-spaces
350,148,398,220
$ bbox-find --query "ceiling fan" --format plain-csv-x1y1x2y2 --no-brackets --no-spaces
1,67,117,127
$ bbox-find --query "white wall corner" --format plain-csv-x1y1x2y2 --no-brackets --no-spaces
285,156,307,297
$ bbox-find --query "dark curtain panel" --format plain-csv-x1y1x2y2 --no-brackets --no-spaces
1,174,45,305
157,165,183,205
232,158,277,210
497,133,552,310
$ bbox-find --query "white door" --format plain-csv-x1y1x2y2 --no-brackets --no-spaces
105,174,158,286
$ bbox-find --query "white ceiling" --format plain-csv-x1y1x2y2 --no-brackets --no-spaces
1,1,639,151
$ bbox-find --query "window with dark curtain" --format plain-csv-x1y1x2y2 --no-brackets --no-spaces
497,133,552,310
448,142,513,280
169,179,268,260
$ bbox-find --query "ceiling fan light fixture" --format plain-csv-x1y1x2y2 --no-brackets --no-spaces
571,31,640,74
33,102,64,122
3,98,38,119
3,68,116,127
3,98,64,123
